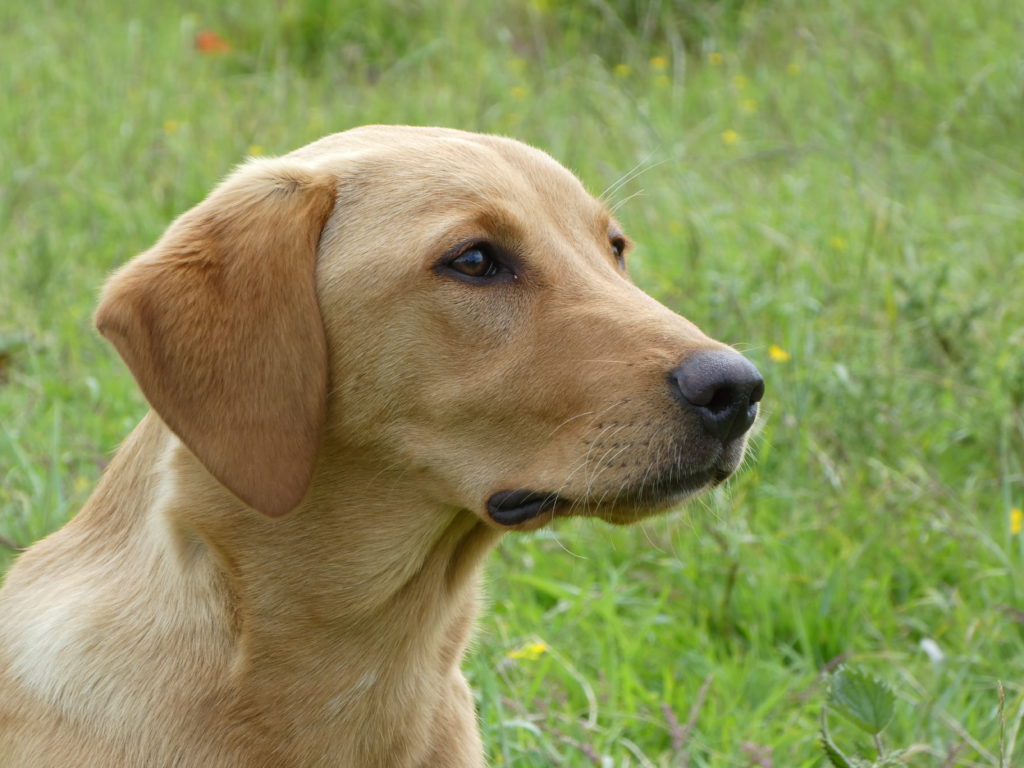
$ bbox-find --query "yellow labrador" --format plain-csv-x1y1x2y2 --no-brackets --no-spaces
0,126,763,767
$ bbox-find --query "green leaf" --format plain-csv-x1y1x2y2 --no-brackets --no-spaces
828,667,895,735
820,708,859,768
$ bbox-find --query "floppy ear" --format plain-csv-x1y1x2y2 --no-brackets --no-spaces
95,158,336,517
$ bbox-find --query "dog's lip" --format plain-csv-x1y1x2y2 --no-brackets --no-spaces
487,465,734,527
487,490,567,526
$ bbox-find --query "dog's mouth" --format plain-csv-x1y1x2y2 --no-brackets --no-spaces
486,466,733,529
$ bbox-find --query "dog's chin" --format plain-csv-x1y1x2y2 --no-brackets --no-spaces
486,463,736,531
589,465,733,525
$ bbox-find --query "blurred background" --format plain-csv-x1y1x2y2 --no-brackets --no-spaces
1,0,1022,764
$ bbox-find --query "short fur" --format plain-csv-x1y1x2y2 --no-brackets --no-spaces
0,126,756,767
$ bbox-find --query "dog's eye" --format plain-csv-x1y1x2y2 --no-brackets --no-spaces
442,242,515,283
610,236,627,270
450,247,497,278
436,239,518,285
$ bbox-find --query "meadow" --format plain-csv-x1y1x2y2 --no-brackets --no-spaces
2,0,1022,765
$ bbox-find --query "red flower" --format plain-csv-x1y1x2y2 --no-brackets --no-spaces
195,30,232,55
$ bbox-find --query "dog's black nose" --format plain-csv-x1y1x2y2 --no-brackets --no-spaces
670,350,764,443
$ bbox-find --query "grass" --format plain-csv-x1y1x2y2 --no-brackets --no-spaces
2,0,1023,764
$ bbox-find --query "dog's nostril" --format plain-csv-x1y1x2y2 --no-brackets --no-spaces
704,385,738,415
670,350,764,443
750,378,765,405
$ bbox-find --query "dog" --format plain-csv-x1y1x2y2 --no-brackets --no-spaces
0,126,763,767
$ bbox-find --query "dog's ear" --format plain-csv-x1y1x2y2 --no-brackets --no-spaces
95,158,336,517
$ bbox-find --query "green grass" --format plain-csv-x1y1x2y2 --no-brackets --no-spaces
2,0,1023,764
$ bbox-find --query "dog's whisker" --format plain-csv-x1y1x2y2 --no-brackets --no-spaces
593,444,636,512
581,425,629,497
584,442,631,500
640,520,661,552
551,446,607,504
607,189,647,216
598,152,663,201
546,410,598,439
547,527,586,559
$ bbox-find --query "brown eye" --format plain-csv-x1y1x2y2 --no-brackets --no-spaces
436,240,517,284
447,244,504,279
610,236,627,270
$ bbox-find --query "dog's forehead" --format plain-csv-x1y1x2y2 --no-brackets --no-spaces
293,127,609,227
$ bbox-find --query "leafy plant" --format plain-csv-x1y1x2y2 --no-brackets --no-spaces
820,667,904,768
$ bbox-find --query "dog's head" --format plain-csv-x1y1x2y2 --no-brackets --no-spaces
96,126,762,530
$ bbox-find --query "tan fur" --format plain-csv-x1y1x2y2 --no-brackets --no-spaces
0,126,756,767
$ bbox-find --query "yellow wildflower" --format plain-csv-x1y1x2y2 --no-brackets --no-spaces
787,61,801,76
1011,508,1022,535
507,641,549,660
510,86,528,101
163,119,180,134
708,52,723,66
721,129,740,146
828,236,848,251
248,144,264,156
741,98,758,113
613,63,632,78
650,56,669,71
768,345,791,363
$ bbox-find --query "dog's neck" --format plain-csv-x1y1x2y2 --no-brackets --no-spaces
82,412,502,756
